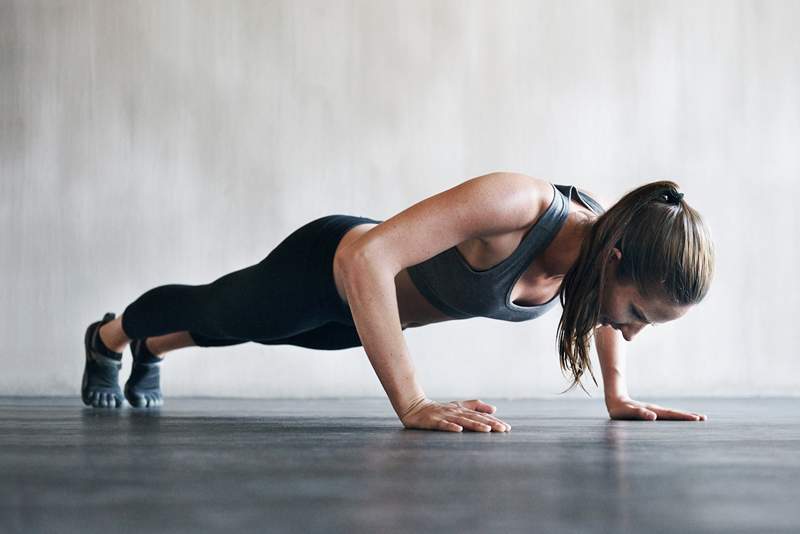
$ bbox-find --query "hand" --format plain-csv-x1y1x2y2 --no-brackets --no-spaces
606,396,707,421
400,398,511,432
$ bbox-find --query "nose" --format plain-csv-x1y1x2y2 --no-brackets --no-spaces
620,322,646,341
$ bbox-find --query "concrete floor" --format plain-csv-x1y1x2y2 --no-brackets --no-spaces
1,397,798,534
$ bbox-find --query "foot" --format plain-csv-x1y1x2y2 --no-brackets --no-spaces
124,339,164,408
82,312,124,408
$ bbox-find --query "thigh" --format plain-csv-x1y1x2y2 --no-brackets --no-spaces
254,321,363,350
188,322,362,350
188,331,250,348
199,216,336,340
200,214,381,342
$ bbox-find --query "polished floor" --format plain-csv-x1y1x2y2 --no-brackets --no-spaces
1,397,798,534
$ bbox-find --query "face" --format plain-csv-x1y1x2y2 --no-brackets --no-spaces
597,248,692,341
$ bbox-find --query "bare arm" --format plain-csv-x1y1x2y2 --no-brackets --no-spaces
594,325,707,421
338,255,511,431
335,171,552,431
594,324,630,403
336,255,427,420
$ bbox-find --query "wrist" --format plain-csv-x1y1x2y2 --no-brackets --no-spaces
604,393,631,407
398,394,431,421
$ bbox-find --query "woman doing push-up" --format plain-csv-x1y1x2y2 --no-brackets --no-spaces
81,171,715,432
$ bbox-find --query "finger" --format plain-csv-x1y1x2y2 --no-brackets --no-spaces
452,415,493,432
460,411,510,432
613,409,657,421
645,404,706,421
618,403,656,420
651,407,701,421
639,408,657,420
438,419,463,432
484,415,511,431
461,399,497,414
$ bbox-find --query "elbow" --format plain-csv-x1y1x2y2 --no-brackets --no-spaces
334,245,371,280
336,248,400,309
336,244,396,279
335,246,382,295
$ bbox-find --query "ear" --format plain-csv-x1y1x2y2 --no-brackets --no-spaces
607,247,622,263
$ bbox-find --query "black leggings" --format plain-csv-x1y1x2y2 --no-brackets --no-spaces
120,214,383,350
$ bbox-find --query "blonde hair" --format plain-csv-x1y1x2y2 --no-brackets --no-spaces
555,180,715,394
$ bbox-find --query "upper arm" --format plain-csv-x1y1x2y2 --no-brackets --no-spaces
338,171,554,275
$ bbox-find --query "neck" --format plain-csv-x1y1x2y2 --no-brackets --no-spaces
544,214,595,278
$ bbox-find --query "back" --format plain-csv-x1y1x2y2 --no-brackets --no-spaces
336,171,553,276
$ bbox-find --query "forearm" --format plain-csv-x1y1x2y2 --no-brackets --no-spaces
339,255,427,419
594,325,630,403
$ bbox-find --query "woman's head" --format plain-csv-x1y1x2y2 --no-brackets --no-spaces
596,249,692,341
556,180,715,394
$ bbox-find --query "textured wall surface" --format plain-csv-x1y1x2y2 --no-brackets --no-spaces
1,0,798,398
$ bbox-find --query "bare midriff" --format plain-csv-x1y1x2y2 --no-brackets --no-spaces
330,200,595,329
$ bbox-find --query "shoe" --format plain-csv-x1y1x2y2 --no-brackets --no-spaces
124,338,164,408
82,312,124,408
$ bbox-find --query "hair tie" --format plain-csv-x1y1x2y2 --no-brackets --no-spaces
662,189,684,204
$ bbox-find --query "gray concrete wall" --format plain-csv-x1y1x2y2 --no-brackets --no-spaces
1,0,798,398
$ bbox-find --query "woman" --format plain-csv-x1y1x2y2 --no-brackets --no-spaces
81,172,715,432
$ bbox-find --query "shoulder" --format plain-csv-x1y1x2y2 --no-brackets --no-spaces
492,172,607,214
485,170,556,217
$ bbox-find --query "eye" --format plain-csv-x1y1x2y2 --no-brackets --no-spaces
630,305,657,326
630,305,646,323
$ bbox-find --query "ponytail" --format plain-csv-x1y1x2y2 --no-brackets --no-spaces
554,180,714,394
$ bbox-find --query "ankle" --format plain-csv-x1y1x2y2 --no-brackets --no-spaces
92,325,123,360
141,338,166,361
98,321,129,354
